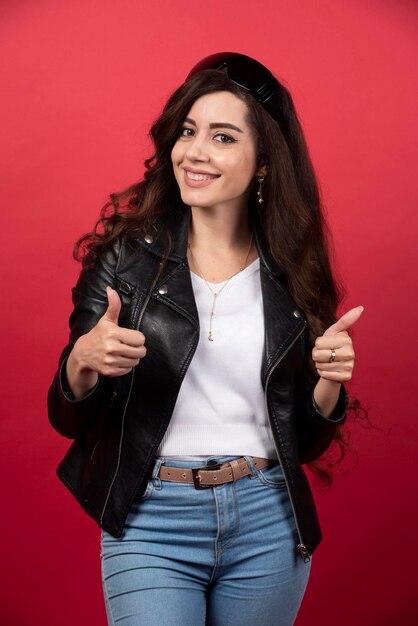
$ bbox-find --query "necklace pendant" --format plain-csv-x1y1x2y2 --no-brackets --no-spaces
188,235,253,347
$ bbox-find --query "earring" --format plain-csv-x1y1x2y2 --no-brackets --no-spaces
257,176,265,204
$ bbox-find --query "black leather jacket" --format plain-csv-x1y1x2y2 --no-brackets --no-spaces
48,205,347,560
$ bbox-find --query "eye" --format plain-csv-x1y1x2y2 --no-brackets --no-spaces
179,126,194,138
214,133,235,144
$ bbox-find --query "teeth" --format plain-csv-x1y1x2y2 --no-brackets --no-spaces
186,171,217,181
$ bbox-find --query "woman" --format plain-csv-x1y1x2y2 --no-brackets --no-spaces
48,52,363,625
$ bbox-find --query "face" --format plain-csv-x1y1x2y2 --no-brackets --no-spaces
171,91,265,214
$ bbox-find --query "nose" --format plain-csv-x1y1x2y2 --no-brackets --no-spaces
185,134,210,162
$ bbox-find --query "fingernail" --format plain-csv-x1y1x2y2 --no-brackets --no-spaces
358,306,364,312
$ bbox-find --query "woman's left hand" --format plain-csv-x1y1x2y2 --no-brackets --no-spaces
311,306,364,383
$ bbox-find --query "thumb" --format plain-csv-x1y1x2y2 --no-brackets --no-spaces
102,287,122,325
323,306,364,336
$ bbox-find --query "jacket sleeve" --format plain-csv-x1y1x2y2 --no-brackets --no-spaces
47,240,121,439
295,334,349,464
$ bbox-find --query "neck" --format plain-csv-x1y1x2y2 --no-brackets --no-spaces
188,205,252,252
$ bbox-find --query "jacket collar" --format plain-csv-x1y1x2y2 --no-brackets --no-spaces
137,204,284,280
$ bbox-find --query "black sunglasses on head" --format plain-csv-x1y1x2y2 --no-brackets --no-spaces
186,52,283,126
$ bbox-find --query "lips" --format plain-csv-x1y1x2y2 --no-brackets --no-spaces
186,171,218,181
182,168,220,188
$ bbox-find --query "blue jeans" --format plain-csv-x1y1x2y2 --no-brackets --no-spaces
101,455,311,625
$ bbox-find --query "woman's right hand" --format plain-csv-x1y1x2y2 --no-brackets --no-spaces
65,287,147,399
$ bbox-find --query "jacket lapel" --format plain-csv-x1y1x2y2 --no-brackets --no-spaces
258,266,306,385
251,210,307,385
133,206,199,329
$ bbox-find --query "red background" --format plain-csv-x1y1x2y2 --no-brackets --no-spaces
1,1,417,624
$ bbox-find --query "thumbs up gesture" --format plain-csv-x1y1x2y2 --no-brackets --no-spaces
66,287,147,398
311,306,364,382
102,285,123,326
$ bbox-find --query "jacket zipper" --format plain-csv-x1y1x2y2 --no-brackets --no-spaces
99,286,157,527
90,440,99,460
264,320,311,562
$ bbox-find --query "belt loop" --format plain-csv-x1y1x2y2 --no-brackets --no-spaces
152,457,165,490
243,455,257,479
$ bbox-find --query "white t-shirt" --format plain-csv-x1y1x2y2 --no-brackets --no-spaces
156,257,278,461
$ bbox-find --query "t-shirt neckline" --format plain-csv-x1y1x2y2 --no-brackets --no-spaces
190,257,260,286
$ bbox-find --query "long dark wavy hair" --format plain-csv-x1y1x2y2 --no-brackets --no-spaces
75,69,366,483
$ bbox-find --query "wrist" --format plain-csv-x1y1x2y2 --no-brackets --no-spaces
66,345,98,399
313,378,341,418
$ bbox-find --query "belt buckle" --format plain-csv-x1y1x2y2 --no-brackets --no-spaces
192,462,222,490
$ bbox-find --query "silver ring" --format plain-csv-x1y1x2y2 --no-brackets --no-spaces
329,349,336,363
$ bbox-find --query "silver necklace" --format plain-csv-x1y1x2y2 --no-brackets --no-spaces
188,234,254,341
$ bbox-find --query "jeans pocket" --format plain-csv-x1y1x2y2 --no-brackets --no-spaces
137,476,157,501
255,463,287,489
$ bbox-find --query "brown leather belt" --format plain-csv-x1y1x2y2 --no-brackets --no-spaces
158,456,275,490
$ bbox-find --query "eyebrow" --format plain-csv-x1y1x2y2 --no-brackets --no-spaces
184,117,244,133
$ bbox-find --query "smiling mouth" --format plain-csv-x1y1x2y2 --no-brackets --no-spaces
185,170,220,181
